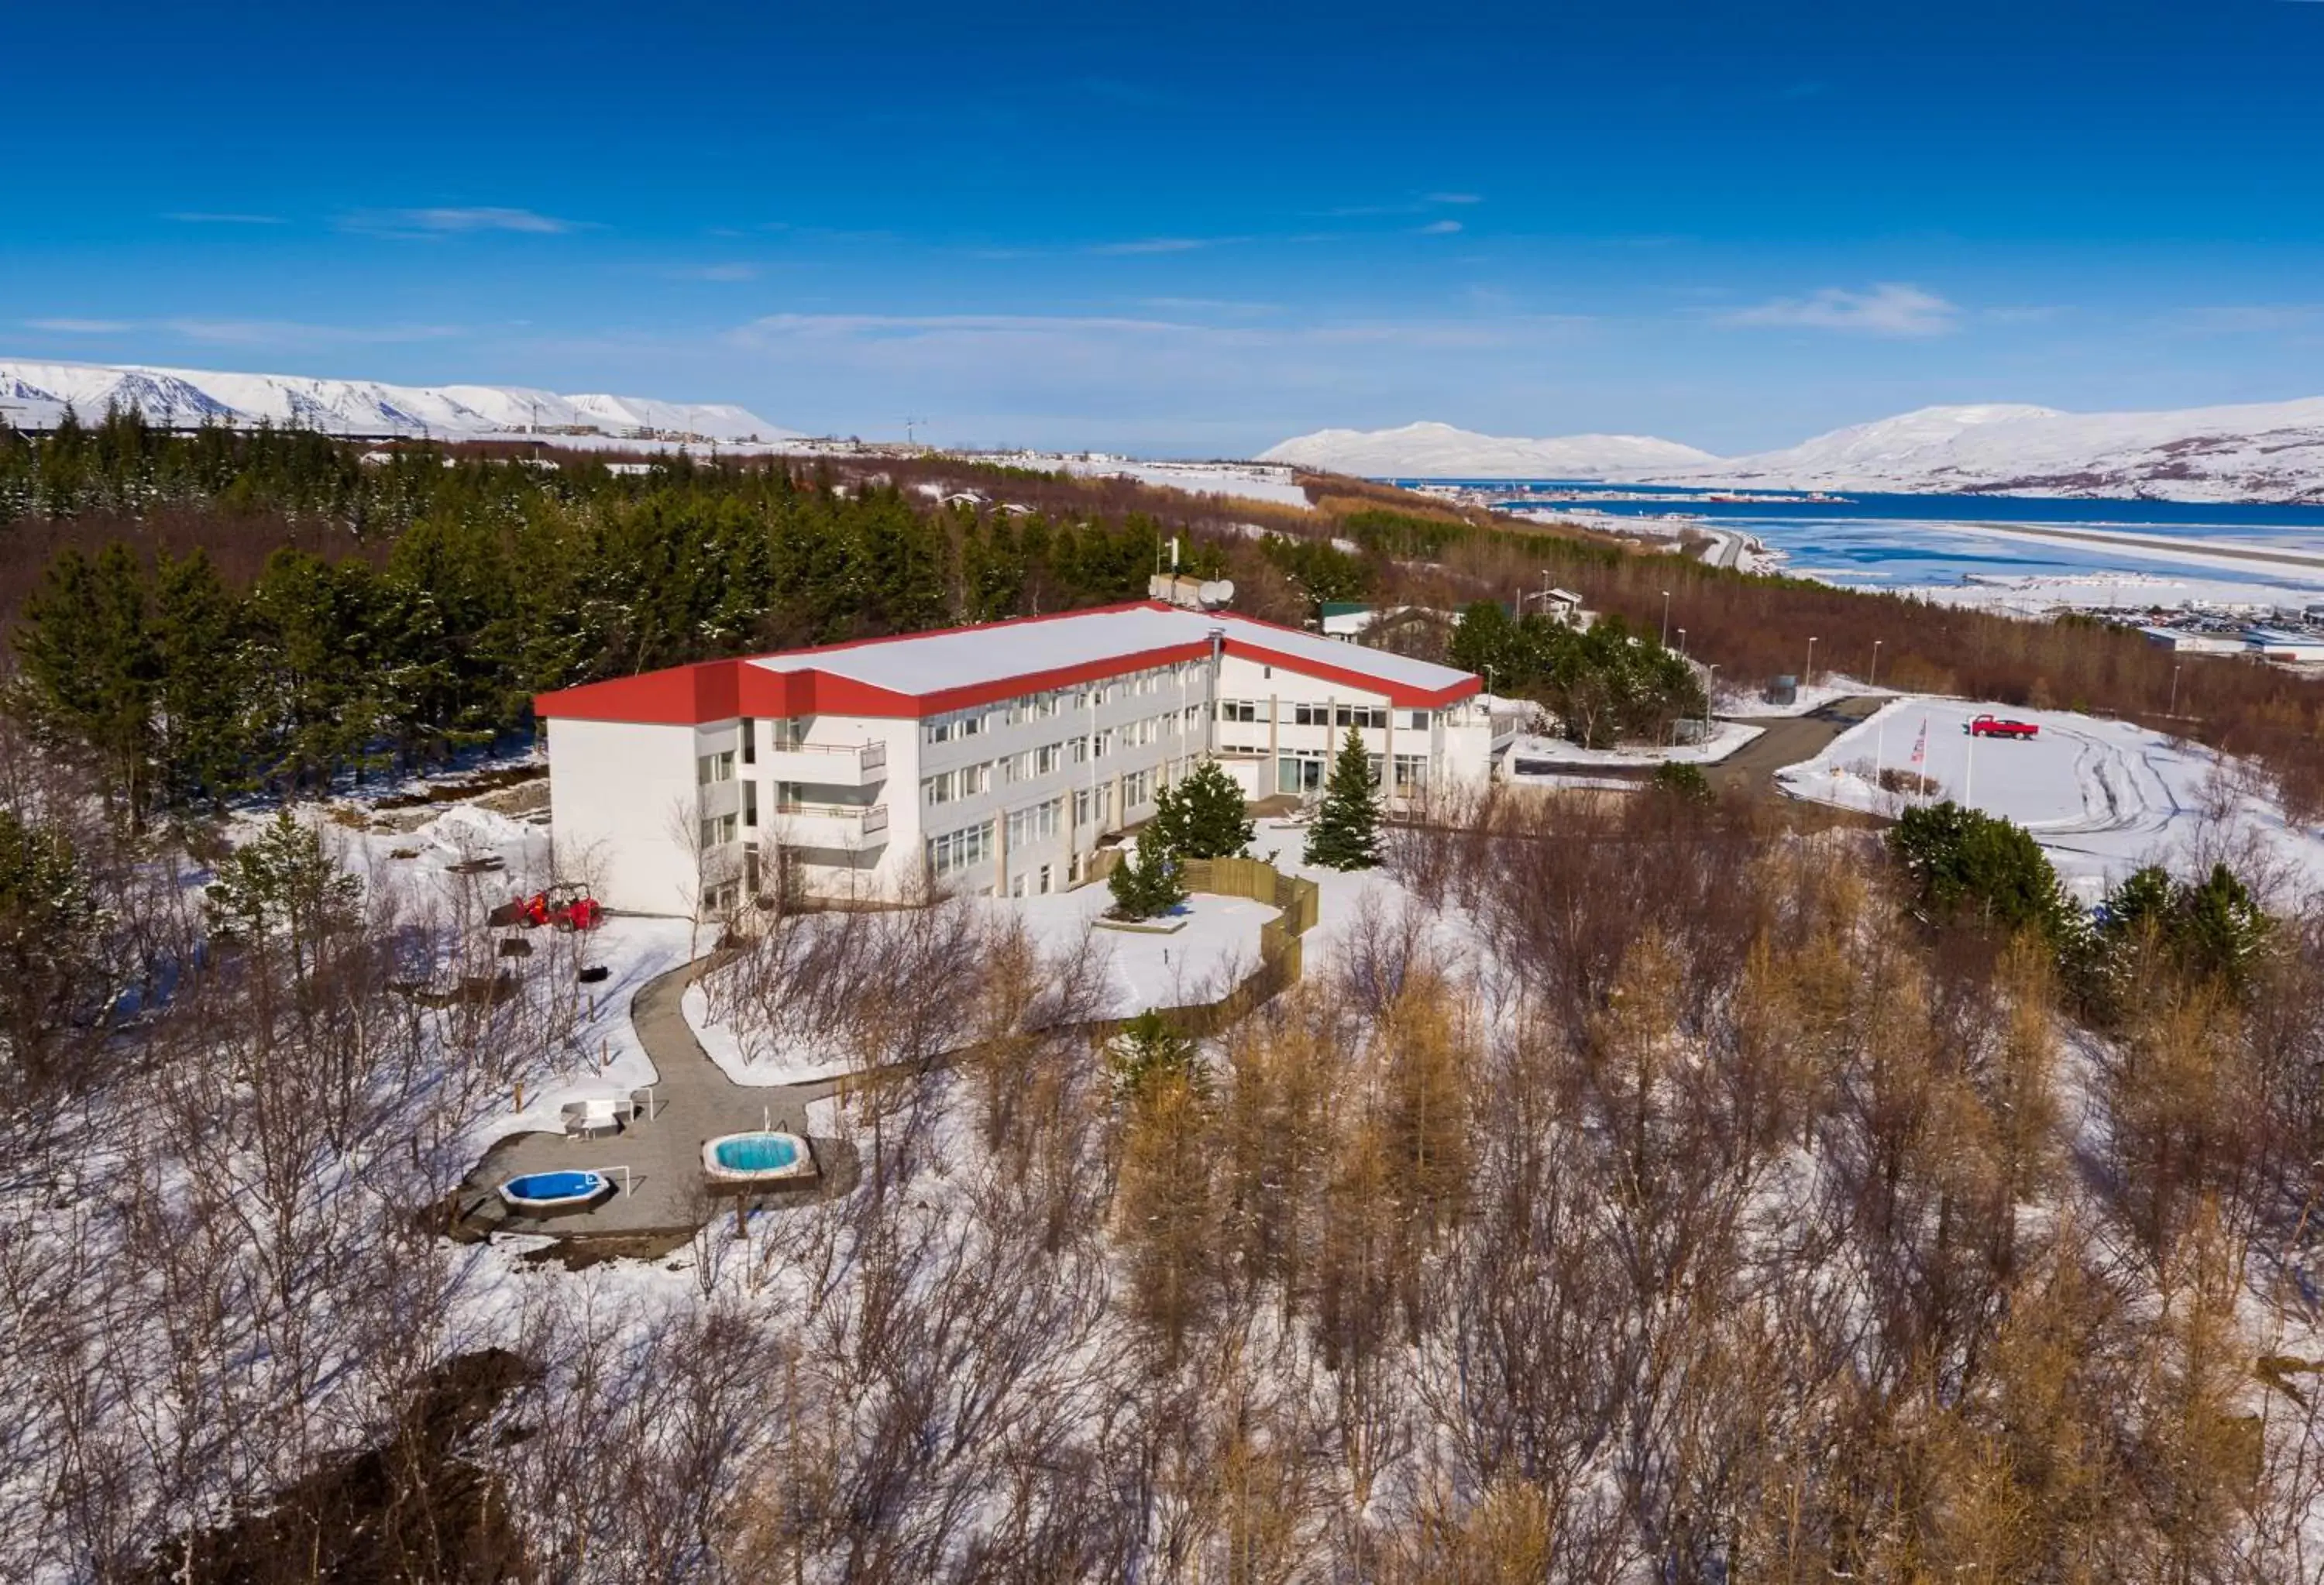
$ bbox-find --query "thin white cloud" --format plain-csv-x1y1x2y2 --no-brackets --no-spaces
1721,282,1960,337
166,211,286,225
1088,236,1226,256
1425,192,1483,205
1139,296,1281,315
162,318,464,346
25,318,133,333
1415,219,1463,236
2171,304,2322,333
344,205,589,237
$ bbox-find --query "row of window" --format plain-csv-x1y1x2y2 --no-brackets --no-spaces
1005,797,1064,850
1274,751,1429,796
920,713,1190,806
927,780,1129,879
1218,702,1433,731
927,821,995,878
921,664,1203,745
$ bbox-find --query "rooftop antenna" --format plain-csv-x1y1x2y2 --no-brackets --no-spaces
903,414,930,446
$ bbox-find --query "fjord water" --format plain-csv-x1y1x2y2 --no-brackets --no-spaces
1418,480,2324,593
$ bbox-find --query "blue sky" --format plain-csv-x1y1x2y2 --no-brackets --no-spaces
6,0,2323,455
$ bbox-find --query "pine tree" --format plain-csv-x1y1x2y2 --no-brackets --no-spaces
1152,758,1253,860
1304,727,1382,871
1107,820,1188,921
0,810,104,1086
205,810,361,983
151,548,247,809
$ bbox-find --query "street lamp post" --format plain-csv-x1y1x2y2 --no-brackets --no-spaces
1805,635,1818,691
2169,663,2181,717
1676,627,1686,656
1871,639,1883,691
1705,663,1720,727
1660,590,1672,648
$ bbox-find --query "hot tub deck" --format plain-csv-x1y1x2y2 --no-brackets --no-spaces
457,958,856,1239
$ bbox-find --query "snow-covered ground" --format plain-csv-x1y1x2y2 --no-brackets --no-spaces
1721,677,1889,717
683,884,1277,1085
1891,569,2319,617
1061,457,1314,509
1503,718,1764,770
1776,697,2324,899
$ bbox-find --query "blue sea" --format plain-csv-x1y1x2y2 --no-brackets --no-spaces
1392,480,2324,598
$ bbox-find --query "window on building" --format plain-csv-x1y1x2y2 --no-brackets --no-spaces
1123,768,1153,808
1408,710,1430,731
1393,754,1429,793
698,812,738,849
925,711,986,745
696,750,735,785
1094,729,1115,758
743,781,758,827
927,820,995,878
1276,751,1327,796
1217,700,1259,724
1033,743,1061,775
1334,706,1388,730
1004,797,1064,851
739,718,756,765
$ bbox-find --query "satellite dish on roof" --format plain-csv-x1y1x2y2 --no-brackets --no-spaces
1198,579,1233,608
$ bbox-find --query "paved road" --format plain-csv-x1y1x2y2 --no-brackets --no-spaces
1707,695,1889,797
458,957,852,1239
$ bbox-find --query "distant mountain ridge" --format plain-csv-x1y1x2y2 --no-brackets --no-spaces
1259,421,1719,479
1264,399,2324,502
0,359,796,443
1631,399,2324,504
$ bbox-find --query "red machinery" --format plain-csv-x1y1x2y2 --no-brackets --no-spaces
1969,713,2040,740
490,883,604,931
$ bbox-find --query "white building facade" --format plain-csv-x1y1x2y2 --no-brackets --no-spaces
536,601,1487,915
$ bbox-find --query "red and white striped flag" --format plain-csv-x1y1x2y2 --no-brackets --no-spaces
1909,717,1928,768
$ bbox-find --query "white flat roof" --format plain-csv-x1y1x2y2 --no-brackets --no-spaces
745,603,1473,700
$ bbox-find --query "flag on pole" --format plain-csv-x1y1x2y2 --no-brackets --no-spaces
1909,716,1928,768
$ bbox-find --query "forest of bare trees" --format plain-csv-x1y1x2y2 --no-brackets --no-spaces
9,425,2324,1580
9,693,2324,1579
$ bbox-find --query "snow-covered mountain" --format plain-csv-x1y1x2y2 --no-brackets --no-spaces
1259,421,1720,479
1628,399,2324,503
0,359,797,443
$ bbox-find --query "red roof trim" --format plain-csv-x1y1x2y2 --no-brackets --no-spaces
534,600,1477,723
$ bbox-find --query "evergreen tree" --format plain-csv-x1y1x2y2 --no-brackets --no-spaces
12,544,157,821
1305,727,1383,872
1106,1007,1206,1103
0,810,105,1086
150,548,247,809
1153,759,1254,860
205,810,361,982
1889,800,2079,945
2092,861,2273,1000
1108,820,1188,920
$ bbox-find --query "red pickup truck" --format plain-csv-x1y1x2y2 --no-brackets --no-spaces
1969,713,2040,740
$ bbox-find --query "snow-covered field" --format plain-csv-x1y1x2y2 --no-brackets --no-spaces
1061,456,1314,509
1892,569,2324,617
683,884,1277,1085
1776,697,2324,899
1503,718,1764,771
